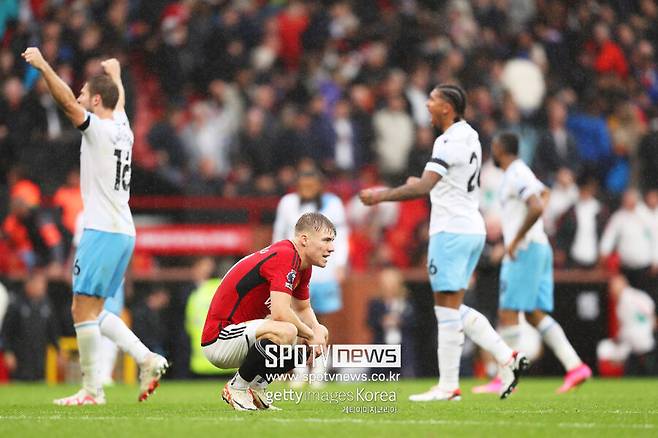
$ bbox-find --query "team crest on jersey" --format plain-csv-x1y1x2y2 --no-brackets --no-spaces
285,270,297,290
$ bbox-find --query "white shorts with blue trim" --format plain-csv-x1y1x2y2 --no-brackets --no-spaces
72,229,135,299
499,242,554,312
428,232,485,292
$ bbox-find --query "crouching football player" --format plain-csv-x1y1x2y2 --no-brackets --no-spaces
201,212,332,411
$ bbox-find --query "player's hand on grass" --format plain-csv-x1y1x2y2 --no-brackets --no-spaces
101,58,121,79
21,47,48,70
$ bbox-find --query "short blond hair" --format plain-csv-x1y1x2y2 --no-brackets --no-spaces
294,212,336,237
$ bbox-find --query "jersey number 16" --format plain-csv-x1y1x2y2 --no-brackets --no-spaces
114,149,131,191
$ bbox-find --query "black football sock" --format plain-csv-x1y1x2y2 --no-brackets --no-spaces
237,339,305,384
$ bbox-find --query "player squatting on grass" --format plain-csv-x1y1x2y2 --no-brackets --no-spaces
201,212,334,411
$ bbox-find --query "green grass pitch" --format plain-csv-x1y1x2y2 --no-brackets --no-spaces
1,378,657,437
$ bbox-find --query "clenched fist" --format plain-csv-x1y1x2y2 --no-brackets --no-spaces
21,47,48,70
101,58,121,79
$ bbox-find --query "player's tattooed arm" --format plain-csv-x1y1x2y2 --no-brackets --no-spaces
101,58,125,112
359,170,441,205
21,47,86,127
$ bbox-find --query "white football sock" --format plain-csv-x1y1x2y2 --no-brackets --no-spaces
537,315,582,371
99,335,119,384
230,372,250,390
75,320,102,396
499,325,521,351
435,306,464,392
460,305,513,366
98,310,150,365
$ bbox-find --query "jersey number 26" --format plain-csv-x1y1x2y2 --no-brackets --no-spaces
467,152,481,192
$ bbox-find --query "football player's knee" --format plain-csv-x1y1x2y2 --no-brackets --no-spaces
70,301,83,323
279,323,298,345
527,310,545,326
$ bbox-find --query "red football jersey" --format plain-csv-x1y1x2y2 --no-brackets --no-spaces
201,240,311,346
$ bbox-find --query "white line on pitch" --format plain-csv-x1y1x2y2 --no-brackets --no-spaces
0,415,655,430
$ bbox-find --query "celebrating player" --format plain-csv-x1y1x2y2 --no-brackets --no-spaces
22,47,168,406
202,212,333,411
473,132,591,395
360,84,528,400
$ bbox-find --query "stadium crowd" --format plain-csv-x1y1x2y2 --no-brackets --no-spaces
0,0,657,379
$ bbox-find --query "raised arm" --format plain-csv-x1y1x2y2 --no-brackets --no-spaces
101,58,125,112
22,47,86,127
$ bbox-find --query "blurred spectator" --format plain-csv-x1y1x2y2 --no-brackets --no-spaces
373,94,414,183
608,100,647,188
147,104,189,190
597,275,655,376
637,111,658,191
499,94,538,165
543,168,578,237
532,98,580,185
587,21,629,79
641,188,658,302
405,63,432,127
330,99,368,173
406,126,434,178
0,281,7,331
307,94,337,164
185,275,222,376
600,189,658,291
0,281,7,382
2,172,64,272
633,40,658,106
131,288,170,357
0,77,40,178
237,107,277,177
52,168,83,239
1,272,61,380
566,93,613,182
277,1,309,71
555,174,606,269
182,257,220,377
366,268,415,376
181,80,242,179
